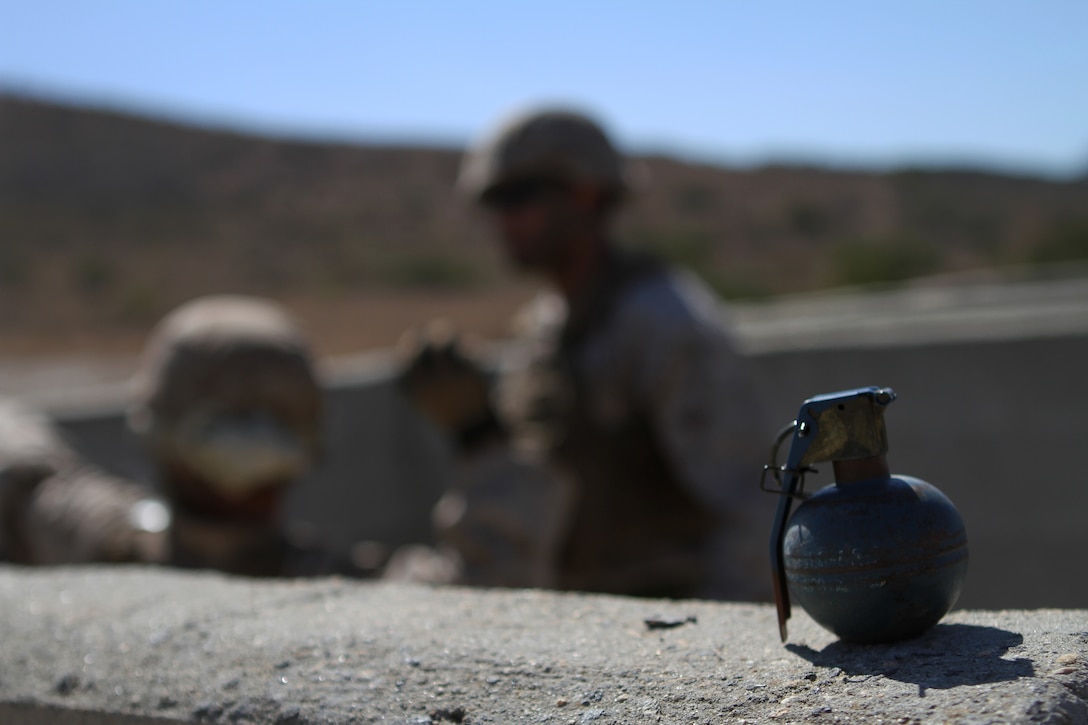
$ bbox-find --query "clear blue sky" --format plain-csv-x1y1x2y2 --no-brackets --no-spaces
3,1,1087,177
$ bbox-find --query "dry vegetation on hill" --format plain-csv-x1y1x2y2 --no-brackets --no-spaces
2,93,1087,358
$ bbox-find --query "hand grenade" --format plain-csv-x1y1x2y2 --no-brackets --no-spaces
763,387,968,643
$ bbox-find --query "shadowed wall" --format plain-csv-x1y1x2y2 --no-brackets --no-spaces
47,328,1086,610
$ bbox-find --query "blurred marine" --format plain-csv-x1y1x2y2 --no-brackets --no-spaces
1,295,358,577
397,108,772,599
129,295,345,576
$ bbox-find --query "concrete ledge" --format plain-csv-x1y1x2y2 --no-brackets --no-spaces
730,271,1088,353
1,567,1085,724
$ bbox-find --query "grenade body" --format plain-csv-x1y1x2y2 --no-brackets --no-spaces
783,474,968,643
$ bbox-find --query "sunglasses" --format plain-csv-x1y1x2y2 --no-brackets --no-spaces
482,178,567,210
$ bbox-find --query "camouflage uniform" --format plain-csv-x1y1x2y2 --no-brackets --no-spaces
448,250,771,599
402,108,773,598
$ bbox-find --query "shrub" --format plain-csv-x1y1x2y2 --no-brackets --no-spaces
703,269,773,301
787,201,832,237
0,250,31,288
116,285,164,323
629,229,716,270
833,235,940,287
72,254,116,296
1027,218,1088,264
672,184,716,215
380,253,485,290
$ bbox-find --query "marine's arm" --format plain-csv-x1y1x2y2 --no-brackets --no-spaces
616,273,769,511
432,445,573,588
394,323,572,589
380,442,573,590
0,399,168,565
621,273,774,598
21,465,169,565
644,318,768,515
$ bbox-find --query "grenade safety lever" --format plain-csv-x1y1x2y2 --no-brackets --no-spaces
765,386,896,642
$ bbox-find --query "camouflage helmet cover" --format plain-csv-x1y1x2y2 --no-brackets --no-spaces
130,296,322,496
458,107,629,203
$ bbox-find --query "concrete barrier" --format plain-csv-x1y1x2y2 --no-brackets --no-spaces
1,567,1086,724
22,275,1088,610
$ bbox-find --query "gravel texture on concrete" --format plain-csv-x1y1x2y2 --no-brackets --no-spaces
0,566,1085,724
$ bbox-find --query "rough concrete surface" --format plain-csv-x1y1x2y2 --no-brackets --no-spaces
0,567,1085,724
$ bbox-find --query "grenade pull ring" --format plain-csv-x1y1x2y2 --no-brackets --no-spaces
764,386,896,642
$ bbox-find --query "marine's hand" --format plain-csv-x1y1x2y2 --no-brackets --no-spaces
397,321,493,435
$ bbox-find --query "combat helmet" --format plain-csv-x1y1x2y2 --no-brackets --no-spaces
129,296,322,503
458,107,631,206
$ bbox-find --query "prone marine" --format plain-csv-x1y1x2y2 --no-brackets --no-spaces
1,295,361,577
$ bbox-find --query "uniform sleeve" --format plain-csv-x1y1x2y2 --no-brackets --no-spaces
17,465,169,566
433,444,574,589
620,275,769,514
626,276,776,599
643,318,769,514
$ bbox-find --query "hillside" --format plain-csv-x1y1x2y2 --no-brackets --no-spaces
2,93,1087,358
